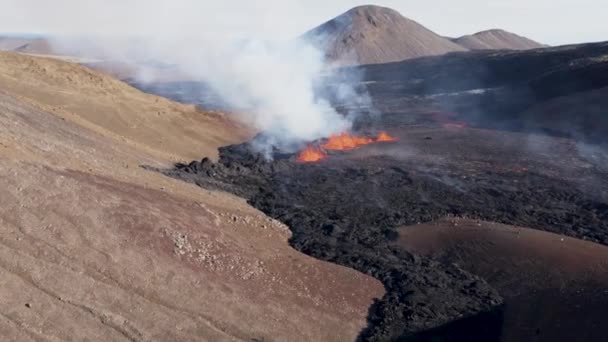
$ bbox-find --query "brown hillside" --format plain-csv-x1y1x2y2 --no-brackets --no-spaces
0,51,249,161
0,52,384,340
305,5,467,66
453,29,545,50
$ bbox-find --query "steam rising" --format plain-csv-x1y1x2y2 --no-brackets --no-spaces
158,38,354,144
80,34,366,154
6,1,372,152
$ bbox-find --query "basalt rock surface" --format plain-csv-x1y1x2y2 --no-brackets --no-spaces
159,131,608,341
161,144,511,341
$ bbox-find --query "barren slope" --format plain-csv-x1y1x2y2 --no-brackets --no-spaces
305,5,467,66
397,218,608,342
453,29,545,50
0,52,384,341
0,52,250,161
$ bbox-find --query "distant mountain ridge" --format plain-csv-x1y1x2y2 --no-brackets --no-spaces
452,29,546,50
305,5,545,66
3,6,547,67
304,5,467,66
0,36,55,55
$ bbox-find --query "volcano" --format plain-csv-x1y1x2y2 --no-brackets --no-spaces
304,5,467,66
303,5,545,66
4,1,606,341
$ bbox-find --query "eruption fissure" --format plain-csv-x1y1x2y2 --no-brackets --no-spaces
297,131,397,163
297,146,327,163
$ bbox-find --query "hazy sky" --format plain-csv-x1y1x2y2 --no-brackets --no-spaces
1,0,606,45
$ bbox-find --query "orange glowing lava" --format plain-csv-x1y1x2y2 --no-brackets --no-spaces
296,131,398,163
443,122,468,129
297,146,327,163
376,131,397,142
321,133,374,150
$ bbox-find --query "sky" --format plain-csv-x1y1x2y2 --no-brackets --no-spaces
0,0,606,46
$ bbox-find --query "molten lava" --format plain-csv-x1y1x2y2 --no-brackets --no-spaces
376,131,397,142
296,131,398,163
321,133,374,150
297,146,327,163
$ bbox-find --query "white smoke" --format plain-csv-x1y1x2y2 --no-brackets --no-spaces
144,37,354,144
2,0,373,151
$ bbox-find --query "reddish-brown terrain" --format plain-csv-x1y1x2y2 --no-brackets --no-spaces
397,218,608,342
0,51,385,341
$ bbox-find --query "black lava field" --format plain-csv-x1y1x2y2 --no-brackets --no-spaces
145,41,608,341
157,123,608,341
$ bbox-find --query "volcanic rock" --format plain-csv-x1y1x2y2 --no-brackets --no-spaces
355,40,608,142
165,143,507,341
165,118,608,339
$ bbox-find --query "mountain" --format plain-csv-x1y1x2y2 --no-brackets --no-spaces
452,29,546,50
0,36,55,55
304,5,467,66
0,36,31,50
13,38,55,54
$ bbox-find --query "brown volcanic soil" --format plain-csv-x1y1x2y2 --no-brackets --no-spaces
0,52,384,341
452,29,545,50
305,5,466,66
0,51,249,161
396,218,608,342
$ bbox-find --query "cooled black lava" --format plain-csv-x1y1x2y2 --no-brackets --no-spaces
157,134,608,341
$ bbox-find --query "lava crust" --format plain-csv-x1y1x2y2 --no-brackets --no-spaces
162,145,510,341
159,120,608,341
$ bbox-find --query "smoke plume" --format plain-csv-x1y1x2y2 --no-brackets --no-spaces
148,37,355,146
4,1,372,153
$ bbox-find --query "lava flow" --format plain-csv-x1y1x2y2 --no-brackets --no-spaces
376,131,398,142
297,131,397,163
321,133,374,150
297,146,327,163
